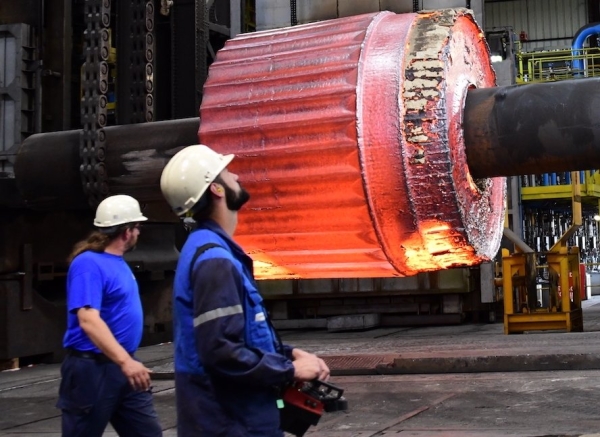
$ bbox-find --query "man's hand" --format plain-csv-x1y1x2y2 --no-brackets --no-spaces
291,349,330,382
120,357,152,391
77,307,152,391
316,357,330,381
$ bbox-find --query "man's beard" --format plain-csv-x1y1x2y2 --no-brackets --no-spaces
223,183,250,211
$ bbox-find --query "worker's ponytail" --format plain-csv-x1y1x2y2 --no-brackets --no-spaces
67,228,124,262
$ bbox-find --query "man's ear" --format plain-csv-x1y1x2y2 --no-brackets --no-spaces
210,183,225,197
123,227,133,239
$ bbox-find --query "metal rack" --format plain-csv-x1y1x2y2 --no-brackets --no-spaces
517,46,600,83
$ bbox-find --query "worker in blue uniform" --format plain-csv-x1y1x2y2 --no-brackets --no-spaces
160,144,330,437
56,194,162,437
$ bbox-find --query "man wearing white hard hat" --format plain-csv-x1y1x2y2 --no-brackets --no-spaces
56,195,162,437
161,144,329,436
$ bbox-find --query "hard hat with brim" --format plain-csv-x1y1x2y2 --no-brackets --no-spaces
94,194,148,229
160,144,234,216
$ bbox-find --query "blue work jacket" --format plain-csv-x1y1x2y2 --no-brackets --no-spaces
173,220,295,436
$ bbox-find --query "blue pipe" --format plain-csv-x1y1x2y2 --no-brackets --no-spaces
572,22,600,76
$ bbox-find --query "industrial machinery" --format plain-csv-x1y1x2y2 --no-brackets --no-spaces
3,1,600,362
499,19,600,333
502,174,584,334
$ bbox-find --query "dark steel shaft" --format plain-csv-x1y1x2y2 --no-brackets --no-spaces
12,118,199,209
464,77,600,179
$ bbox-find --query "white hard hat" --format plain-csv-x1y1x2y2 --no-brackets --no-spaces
94,195,148,228
160,144,234,216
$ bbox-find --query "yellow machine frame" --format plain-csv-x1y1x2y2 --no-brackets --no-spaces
503,172,584,334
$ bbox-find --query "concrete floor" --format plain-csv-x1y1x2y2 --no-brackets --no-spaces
4,297,600,436
5,370,600,436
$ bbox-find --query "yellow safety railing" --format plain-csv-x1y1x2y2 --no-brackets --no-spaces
517,46,600,84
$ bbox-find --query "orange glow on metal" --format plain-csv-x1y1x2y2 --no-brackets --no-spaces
199,10,505,279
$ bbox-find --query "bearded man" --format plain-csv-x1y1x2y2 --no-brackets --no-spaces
160,145,329,437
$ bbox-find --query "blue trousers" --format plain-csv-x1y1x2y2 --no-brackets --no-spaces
56,354,162,437
175,372,283,437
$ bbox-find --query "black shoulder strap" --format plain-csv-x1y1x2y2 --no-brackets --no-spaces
189,243,223,284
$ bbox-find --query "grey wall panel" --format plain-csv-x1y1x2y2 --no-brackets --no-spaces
258,0,484,30
338,0,381,17
256,0,290,30
486,0,588,51
380,0,414,13
423,0,484,26
296,0,337,24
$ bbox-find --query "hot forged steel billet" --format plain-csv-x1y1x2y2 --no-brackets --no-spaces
199,9,504,278
10,9,600,279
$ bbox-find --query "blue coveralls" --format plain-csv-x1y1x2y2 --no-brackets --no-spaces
173,220,296,437
57,251,162,437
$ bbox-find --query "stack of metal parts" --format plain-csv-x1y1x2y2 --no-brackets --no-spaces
520,170,599,187
522,209,600,270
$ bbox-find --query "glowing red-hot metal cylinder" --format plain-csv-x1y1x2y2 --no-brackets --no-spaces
199,9,505,279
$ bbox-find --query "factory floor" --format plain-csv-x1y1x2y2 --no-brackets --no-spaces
4,298,600,436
